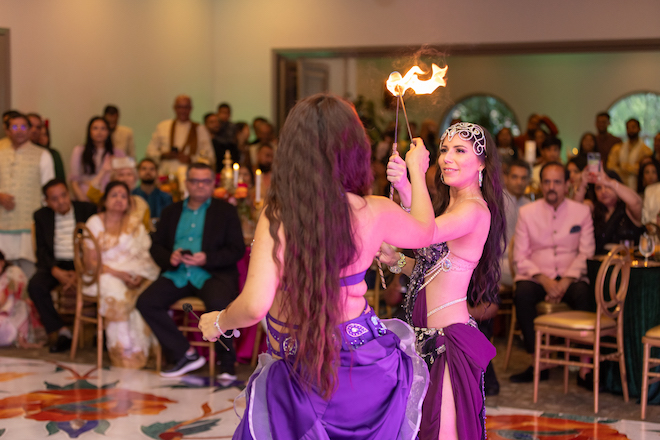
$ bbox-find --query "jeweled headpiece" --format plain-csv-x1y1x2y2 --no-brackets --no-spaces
440,122,486,156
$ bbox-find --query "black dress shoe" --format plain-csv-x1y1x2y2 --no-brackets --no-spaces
49,335,72,353
509,366,549,383
577,372,606,392
485,381,500,396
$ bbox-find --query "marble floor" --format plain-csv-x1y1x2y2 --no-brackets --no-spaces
0,334,658,439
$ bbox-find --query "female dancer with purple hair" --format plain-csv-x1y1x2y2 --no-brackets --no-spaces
199,93,436,439
381,123,506,440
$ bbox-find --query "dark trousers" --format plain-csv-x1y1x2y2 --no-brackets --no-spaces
478,318,499,388
514,280,593,354
136,275,238,366
27,261,75,334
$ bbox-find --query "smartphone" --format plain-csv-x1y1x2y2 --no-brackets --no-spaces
587,152,601,173
180,249,193,256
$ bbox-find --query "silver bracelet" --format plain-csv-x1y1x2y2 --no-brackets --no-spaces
214,310,241,338
400,202,411,213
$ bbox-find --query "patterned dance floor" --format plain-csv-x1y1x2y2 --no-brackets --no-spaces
0,356,658,439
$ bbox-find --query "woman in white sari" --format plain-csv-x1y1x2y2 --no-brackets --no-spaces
85,181,160,368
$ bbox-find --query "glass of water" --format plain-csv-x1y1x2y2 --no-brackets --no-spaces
639,233,655,267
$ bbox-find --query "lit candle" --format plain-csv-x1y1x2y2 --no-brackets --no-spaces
233,163,239,187
255,169,262,202
524,140,536,164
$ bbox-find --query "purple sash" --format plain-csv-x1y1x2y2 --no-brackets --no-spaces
233,311,428,440
413,288,496,440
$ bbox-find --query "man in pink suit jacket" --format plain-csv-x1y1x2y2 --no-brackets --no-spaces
510,162,595,384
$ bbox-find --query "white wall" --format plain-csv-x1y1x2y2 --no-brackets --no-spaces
2,0,660,165
211,0,660,125
0,0,215,166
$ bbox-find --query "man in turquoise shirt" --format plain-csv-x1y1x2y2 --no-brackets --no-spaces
137,163,245,379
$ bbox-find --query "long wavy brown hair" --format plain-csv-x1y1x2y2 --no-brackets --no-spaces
433,124,506,306
264,94,373,399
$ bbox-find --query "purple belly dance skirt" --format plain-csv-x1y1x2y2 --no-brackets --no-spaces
233,307,428,439
412,288,496,440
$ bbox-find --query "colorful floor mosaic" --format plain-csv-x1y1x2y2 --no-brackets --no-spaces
0,356,658,439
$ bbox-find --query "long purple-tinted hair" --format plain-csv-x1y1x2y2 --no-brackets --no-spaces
433,124,506,306
264,93,372,399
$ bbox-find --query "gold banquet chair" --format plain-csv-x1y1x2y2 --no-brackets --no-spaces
533,245,630,413
641,325,660,419
70,223,104,369
155,297,216,380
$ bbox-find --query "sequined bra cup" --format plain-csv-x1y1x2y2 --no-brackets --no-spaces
403,242,478,325
265,270,389,358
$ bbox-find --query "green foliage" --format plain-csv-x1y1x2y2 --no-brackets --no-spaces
609,92,660,146
441,95,520,137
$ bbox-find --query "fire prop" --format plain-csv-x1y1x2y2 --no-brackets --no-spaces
376,63,448,288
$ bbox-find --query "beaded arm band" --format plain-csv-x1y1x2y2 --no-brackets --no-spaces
400,202,411,213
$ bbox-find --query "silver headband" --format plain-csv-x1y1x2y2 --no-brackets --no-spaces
440,122,486,156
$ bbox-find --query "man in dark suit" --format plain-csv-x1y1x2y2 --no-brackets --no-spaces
28,179,97,352
137,163,245,379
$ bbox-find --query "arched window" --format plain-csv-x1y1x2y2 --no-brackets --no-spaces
608,91,660,147
441,94,520,138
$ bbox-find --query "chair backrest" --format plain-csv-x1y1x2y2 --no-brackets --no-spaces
594,244,631,321
508,235,516,281
73,222,102,287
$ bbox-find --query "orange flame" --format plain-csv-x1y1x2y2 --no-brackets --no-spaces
386,63,448,97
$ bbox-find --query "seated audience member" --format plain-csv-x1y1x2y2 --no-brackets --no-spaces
637,157,660,197
501,160,531,286
496,127,518,165
69,116,125,201
86,157,151,230
642,181,660,225
578,132,598,156
531,137,562,185
85,181,160,368
215,103,239,162
0,250,43,347
248,117,277,166
588,169,644,255
566,156,595,210
255,144,274,196
514,113,558,158
0,112,55,279
103,105,135,158
607,118,652,190
510,162,595,386
29,179,97,353
27,113,65,181
205,112,239,164
136,163,245,378
594,112,622,163
146,95,215,176
132,158,173,219
654,132,660,163
235,122,252,169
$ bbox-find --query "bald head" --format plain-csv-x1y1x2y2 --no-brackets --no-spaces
174,95,192,122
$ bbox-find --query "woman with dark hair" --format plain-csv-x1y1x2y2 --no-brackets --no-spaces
578,132,598,156
84,181,159,368
69,116,124,201
0,250,43,347
588,168,644,255
382,122,506,439
199,94,435,439
496,126,518,164
637,157,660,196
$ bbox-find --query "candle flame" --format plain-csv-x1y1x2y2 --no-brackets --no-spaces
233,163,239,170
255,169,262,176
386,63,448,97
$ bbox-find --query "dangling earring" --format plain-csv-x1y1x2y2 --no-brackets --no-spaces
478,169,483,188
441,173,445,184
